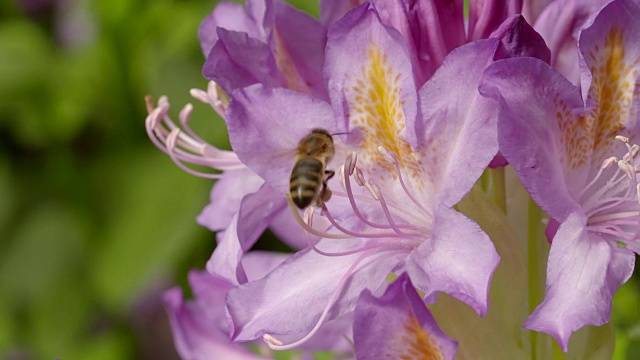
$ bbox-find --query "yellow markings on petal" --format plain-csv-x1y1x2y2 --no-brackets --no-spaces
563,27,640,169
350,45,423,181
387,312,444,360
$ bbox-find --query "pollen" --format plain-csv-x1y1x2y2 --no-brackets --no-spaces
350,45,423,180
386,312,444,360
562,26,640,169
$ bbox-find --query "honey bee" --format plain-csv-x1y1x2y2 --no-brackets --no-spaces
289,128,336,209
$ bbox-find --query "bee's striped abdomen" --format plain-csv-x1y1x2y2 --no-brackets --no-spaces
290,158,324,209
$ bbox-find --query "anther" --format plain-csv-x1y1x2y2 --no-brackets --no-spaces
144,95,155,113
189,88,209,104
179,104,194,125
338,165,347,190
355,167,366,187
263,334,284,347
304,207,315,227
377,146,396,164
365,181,380,201
618,160,634,179
616,135,629,143
602,157,618,169
347,152,357,175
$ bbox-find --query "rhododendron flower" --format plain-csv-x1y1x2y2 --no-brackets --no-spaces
164,252,353,359
147,0,337,285
223,3,500,349
144,89,310,286
353,273,458,360
480,0,640,351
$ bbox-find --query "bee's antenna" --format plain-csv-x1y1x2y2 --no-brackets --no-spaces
331,131,350,136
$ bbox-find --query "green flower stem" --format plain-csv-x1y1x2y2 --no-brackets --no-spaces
528,197,544,359
490,167,507,213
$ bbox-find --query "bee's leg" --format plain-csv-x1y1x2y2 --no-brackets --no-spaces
317,170,335,207
324,169,335,181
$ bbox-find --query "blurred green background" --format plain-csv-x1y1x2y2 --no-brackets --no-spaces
0,0,639,359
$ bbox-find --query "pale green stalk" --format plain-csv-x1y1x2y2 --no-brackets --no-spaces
528,198,543,359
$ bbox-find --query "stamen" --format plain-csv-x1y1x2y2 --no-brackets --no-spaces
377,146,430,215
354,167,366,186
364,181,380,201
375,187,422,237
323,206,420,239
339,153,425,233
304,207,314,227
285,196,353,239
618,160,634,179
582,136,640,243
188,80,228,118
165,129,225,179
145,94,245,178
338,165,347,190
189,88,210,104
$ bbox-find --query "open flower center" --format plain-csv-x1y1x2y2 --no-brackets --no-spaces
581,136,640,245
265,146,432,351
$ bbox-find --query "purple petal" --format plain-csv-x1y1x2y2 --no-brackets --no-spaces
545,217,561,242
198,2,258,57
524,212,635,351
163,271,265,360
206,182,286,284
202,0,328,99
406,205,499,316
271,2,328,100
241,250,289,282
226,239,406,341
207,216,248,285
204,28,281,94
372,0,466,86
490,14,551,63
226,85,337,194
269,207,319,250
354,273,458,360
468,0,522,41
577,0,640,152
534,0,610,84
479,57,585,221
325,3,419,148
522,0,553,23
197,168,264,232
419,39,500,207
274,315,355,353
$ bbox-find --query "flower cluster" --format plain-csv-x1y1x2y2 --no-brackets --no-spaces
146,0,640,358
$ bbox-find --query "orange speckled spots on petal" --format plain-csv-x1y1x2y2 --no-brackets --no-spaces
556,96,595,170
386,312,444,360
582,26,640,166
350,45,424,181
